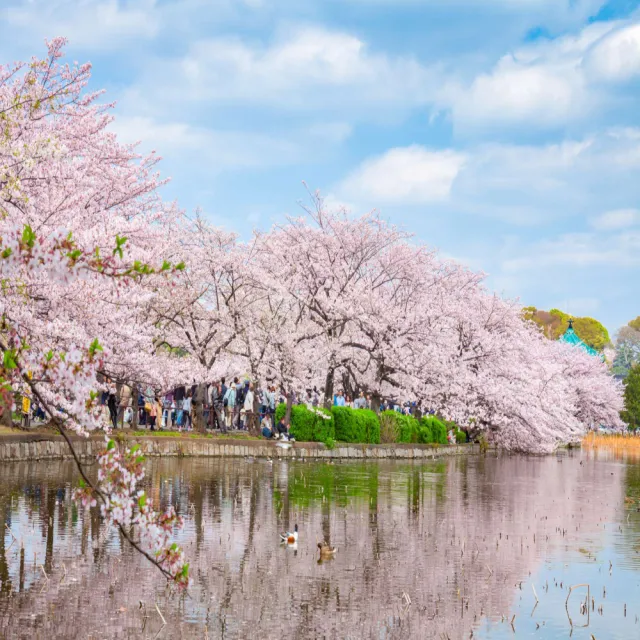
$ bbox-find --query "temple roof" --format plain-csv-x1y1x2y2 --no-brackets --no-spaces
559,320,599,357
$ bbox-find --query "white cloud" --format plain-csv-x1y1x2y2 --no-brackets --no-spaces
449,60,584,130
123,26,437,116
503,231,640,270
440,20,625,132
590,209,640,230
335,128,640,225
4,0,160,50
110,115,351,171
338,146,466,205
583,23,640,82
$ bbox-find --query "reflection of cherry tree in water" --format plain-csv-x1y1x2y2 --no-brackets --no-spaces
0,457,627,639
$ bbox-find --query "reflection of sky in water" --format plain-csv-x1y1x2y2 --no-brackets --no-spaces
478,529,640,639
0,455,639,638
478,456,640,640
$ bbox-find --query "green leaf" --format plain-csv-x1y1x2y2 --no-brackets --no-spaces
88,338,103,358
138,493,147,508
45,350,53,362
130,444,140,454
21,225,36,249
78,478,86,488
174,262,185,271
160,260,171,272
113,234,127,259
2,349,17,370
106,440,115,451
1,247,12,259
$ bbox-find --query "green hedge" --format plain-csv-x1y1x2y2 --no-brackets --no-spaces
331,406,380,444
275,403,335,442
421,416,448,445
274,403,466,446
455,429,467,443
380,411,420,443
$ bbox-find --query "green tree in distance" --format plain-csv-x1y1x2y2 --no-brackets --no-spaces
614,318,640,378
523,307,610,351
621,365,640,430
628,316,640,331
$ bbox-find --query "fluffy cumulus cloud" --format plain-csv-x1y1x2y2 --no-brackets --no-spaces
583,22,640,82
338,146,466,204
337,128,640,224
439,20,624,133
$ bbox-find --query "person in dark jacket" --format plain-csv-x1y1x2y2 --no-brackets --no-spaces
211,380,226,433
276,419,290,440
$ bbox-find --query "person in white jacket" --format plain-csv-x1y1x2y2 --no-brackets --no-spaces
241,382,255,430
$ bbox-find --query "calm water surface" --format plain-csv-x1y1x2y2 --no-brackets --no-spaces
0,452,639,639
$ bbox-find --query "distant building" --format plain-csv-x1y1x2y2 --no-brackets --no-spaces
559,319,599,357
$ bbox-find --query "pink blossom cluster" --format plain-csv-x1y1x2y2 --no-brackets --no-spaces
75,440,190,586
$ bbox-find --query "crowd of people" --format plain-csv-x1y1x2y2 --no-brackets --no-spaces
15,373,437,442
95,377,285,435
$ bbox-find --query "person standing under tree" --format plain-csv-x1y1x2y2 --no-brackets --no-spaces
223,383,236,430
241,382,255,431
182,392,193,431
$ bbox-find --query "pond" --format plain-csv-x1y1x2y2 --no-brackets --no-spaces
0,452,639,639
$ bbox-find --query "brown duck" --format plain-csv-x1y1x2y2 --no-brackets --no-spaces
317,541,337,559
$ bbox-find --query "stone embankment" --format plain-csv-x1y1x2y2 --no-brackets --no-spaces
0,432,476,462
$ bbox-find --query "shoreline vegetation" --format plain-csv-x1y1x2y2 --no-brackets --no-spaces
583,432,640,456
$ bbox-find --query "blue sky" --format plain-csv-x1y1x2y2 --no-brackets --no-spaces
1,0,639,333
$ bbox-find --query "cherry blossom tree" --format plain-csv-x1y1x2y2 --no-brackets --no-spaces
254,195,623,451
0,39,189,584
150,213,265,429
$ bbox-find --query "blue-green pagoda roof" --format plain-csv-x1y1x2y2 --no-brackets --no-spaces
559,320,599,357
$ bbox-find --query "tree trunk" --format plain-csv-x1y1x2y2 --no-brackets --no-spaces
249,387,260,435
115,381,123,428
0,402,12,427
323,367,335,410
193,383,206,433
370,392,381,413
284,389,294,425
132,385,139,430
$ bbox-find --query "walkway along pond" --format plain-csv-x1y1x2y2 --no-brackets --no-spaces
0,451,638,638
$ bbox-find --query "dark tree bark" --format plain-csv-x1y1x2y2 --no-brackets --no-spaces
323,367,335,409
284,389,294,425
193,383,207,433
132,384,139,430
